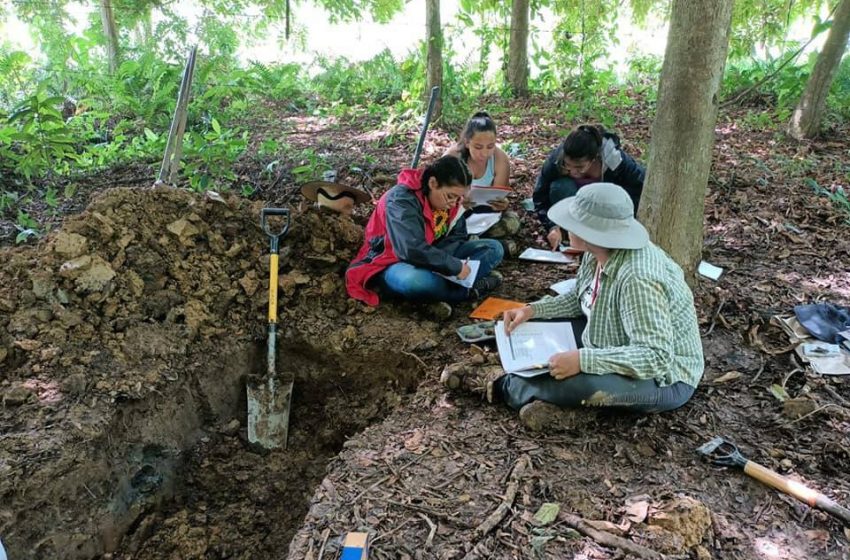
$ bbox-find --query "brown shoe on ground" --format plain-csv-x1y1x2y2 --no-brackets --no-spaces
426,301,452,320
440,363,504,397
439,362,468,390
518,401,588,432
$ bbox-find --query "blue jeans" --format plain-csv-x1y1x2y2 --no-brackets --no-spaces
550,177,579,207
377,239,504,303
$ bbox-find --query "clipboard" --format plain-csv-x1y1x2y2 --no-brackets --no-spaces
469,297,526,320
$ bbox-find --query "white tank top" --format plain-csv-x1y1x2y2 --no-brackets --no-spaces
470,154,495,186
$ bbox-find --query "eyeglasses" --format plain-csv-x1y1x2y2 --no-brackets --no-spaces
560,158,596,175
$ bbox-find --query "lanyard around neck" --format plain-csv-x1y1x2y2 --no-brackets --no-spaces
590,264,603,306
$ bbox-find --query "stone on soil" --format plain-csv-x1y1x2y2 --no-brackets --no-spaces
648,495,712,548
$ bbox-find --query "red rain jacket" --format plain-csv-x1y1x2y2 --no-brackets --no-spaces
346,168,467,306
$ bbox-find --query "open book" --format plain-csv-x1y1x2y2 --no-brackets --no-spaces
494,320,577,377
437,259,480,289
469,186,511,207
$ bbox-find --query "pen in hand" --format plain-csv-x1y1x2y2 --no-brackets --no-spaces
506,322,516,360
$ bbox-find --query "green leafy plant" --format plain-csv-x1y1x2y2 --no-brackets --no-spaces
15,210,39,244
182,117,248,192
806,178,850,223
289,147,332,183
5,90,78,180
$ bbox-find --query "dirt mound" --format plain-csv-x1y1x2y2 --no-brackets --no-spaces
0,187,431,558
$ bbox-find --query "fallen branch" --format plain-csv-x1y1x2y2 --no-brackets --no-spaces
473,454,531,537
560,512,667,560
788,403,843,425
823,384,850,408
317,527,330,560
418,512,437,548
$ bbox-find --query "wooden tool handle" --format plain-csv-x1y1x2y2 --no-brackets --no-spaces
744,461,819,506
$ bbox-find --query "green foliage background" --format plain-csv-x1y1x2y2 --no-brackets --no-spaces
1,0,848,241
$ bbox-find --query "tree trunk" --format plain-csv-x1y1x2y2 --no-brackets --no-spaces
425,0,443,121
788,0,850,139
100,0,120,74
507,0,530,97
639,0,734,279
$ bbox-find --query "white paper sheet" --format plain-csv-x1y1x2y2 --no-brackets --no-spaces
550,278,577,295
437,259,480,289
698,260,724,280
494,320,577,377
519,247,574,264
466,213,502,235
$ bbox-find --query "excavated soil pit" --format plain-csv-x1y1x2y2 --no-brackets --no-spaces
105,343,423,560
0,187,432,558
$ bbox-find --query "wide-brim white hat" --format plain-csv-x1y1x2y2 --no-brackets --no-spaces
547,182,648,249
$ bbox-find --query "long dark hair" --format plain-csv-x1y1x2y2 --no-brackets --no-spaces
459,111,497,161
561,124,606,162
421,156,472,195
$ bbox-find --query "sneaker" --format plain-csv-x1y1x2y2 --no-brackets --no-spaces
440,363,503,397
499,239,518,257
518,401,586,432
472,273,502,295
426,301,452,320
486,375,506,404
439,362,468,390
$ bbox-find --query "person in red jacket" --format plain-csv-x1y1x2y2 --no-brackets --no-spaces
346,156,504,316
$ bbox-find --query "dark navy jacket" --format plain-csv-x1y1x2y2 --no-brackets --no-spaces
532,133,645,230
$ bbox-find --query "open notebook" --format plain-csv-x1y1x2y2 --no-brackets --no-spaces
494,320,577,378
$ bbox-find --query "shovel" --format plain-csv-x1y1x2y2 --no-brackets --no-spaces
410,85,440,169
697,436,850,524
247,208,292,450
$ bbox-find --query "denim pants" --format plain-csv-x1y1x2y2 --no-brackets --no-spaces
550,177,580,206
377,239,504,303
497,317,696,413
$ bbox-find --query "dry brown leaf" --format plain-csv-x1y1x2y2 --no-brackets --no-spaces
584,519,628,536
403,428,426,452
804,529,830,544
625,495,651,523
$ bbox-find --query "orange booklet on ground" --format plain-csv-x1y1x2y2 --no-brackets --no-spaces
469,297,526,320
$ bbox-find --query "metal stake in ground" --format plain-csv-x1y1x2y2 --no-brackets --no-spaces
410,86,440,169
697,436,850,524
247,208,293,450
156,45,198,186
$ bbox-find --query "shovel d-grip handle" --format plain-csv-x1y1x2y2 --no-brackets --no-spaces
261,207,291,249
261,207,289,320
261,208,289,379
744,460,850,524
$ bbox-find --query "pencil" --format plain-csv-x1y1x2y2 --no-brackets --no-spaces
504,321,518,360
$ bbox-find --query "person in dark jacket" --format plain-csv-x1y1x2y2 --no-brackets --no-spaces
346,156,504,314
533,124,645,249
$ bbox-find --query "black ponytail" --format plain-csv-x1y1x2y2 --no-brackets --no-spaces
421,155,472,195
561,124,606,161
459,111,497,161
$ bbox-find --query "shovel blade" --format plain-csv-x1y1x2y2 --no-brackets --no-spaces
247,377,293,449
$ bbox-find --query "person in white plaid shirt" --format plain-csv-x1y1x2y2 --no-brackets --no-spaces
495,182,703,424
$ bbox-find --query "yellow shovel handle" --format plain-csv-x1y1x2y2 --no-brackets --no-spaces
268,253,279,324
